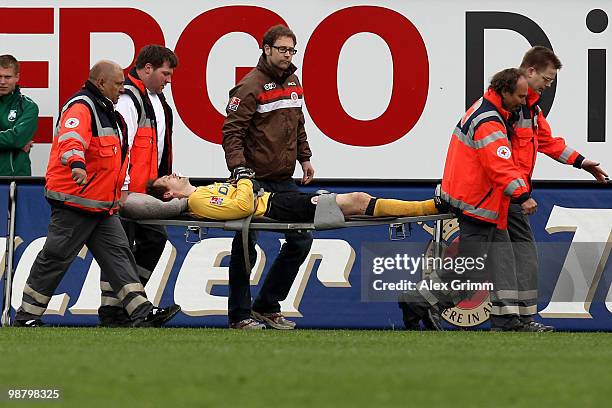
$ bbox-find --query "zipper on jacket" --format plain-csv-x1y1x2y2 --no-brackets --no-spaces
9,151,14,173
78,173,97,194
527,106,537,188
112,137,128,213
474,188,493,208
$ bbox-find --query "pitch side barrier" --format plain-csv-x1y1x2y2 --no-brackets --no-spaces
2,178,612,330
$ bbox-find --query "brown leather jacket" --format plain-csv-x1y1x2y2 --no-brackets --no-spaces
222,55,312,181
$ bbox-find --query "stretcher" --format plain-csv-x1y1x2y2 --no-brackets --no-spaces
134,212,455,276
129,190,453,240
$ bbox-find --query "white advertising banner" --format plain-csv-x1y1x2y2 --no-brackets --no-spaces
1,0,610,179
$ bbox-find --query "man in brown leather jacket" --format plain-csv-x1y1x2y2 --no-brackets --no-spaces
222,24,314,330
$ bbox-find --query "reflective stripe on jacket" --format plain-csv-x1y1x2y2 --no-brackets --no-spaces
45,82,128,213
123,68,173,193
441,89,530,229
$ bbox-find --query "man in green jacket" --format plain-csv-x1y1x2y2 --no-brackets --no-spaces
0,55,38,176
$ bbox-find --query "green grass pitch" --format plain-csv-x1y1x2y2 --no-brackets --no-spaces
0,328,610,407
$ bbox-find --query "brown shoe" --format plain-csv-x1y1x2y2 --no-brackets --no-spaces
229,318,266,330
251,311,296,330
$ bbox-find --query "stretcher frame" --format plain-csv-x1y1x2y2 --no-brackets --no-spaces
135,213,454,281
136,213,453,237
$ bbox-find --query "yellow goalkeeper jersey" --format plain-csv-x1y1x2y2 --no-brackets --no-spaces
187,179,270,220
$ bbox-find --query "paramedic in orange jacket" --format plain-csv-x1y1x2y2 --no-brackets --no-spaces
400,68,544,332
101,45,178,327
506,46,608,331
13,60,180,327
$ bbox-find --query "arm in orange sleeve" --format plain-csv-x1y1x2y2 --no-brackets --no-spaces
56,103,92,170
474,121,531,203
536,114,584,167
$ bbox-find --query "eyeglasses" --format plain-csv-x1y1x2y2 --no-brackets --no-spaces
539,72,556,85
271,45,298,55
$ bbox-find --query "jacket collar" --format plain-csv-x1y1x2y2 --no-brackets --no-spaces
0,85,20,102
526,86,540,108
483,88,514,122
256,55,297,83
84,80,115,115
127,67,167,103
127,67,147,95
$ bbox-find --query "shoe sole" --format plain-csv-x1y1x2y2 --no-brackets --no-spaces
515,328,554,333
12,322,45,327
229,324,265,330
251,311,295,330
135,305,182,328
491,326,555,333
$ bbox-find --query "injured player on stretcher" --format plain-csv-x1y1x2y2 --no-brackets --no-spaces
143,174,444,221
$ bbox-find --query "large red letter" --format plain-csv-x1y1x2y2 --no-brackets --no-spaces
59,8,164,108
173,6,286,144
303,6,429,146
2,8,53,143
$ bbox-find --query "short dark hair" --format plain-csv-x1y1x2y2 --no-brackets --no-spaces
490,68,525,95
0,55,19,74
261,25,296,51
135,45,178,70
520,46,562,71
146,179,169,201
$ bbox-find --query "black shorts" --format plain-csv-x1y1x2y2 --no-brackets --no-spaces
265,192,318,222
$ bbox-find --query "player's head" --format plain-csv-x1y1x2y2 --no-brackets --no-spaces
520,46,562,94
147,174,191,201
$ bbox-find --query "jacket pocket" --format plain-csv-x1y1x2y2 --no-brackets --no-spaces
98,136,118,169
515,136,535,172
131,135,153,166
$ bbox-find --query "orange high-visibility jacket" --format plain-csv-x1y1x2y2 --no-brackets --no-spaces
45,81,128,214
122,69,173,193
512,87,583,189
441,89,531,229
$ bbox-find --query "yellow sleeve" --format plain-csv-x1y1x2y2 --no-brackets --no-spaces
188,180,255,220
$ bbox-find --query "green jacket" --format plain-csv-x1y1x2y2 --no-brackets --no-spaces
0,86,39,176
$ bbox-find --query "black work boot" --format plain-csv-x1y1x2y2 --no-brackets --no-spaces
398,295,444,331
12,318,45,327
98,306,132,328
131,304,181,328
